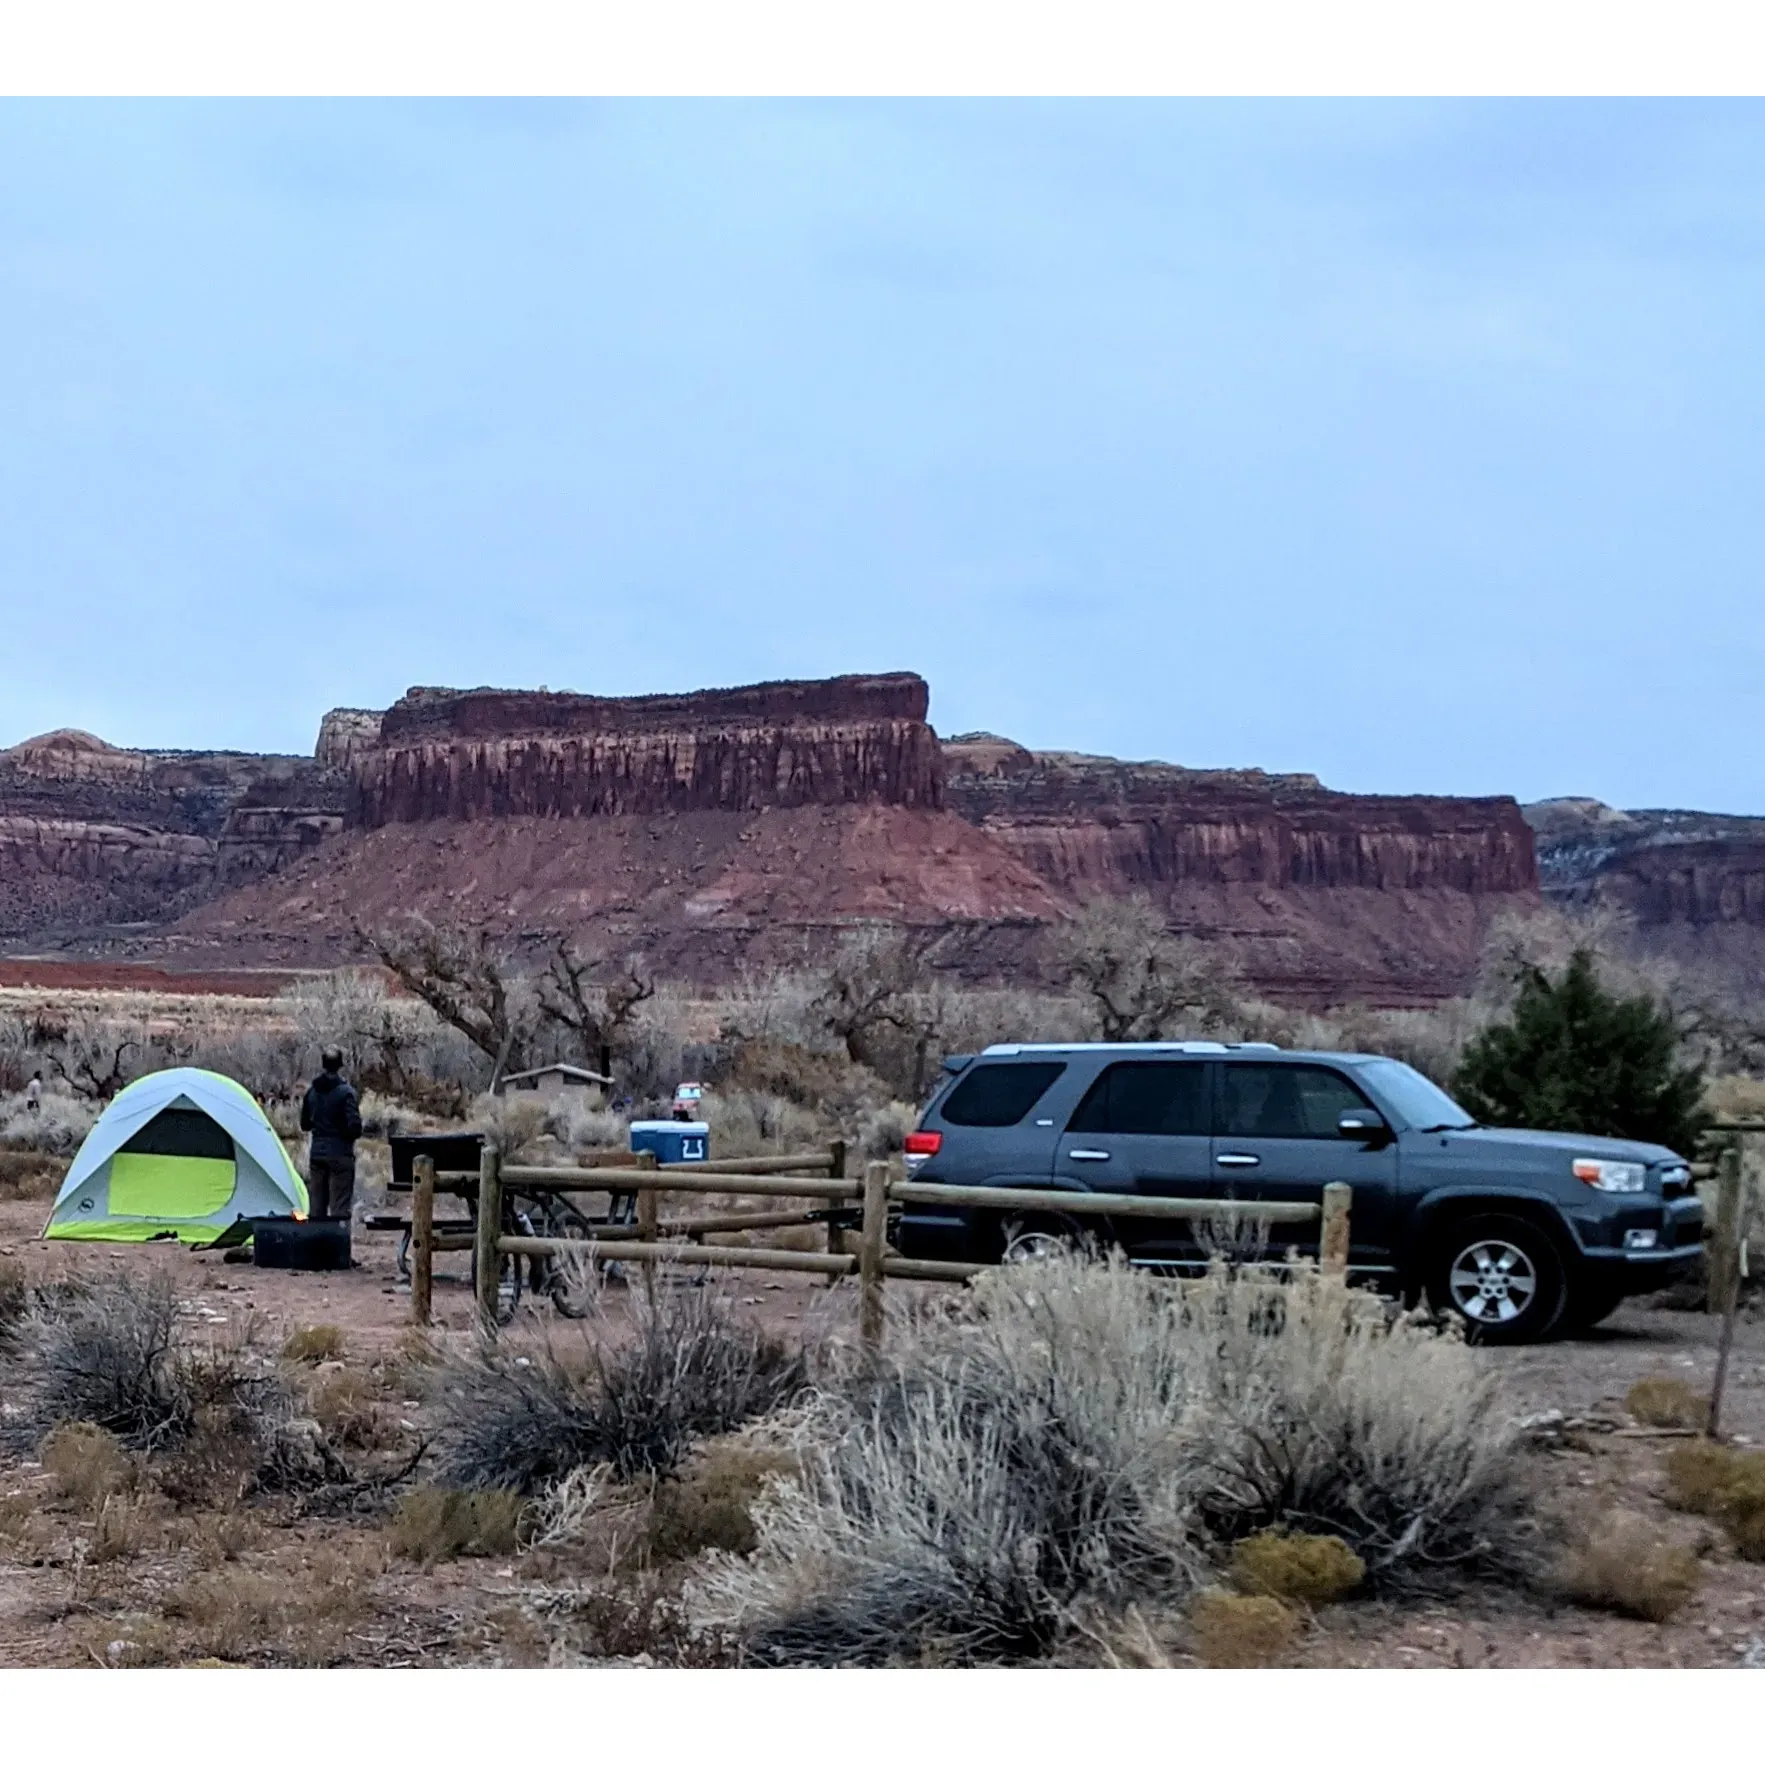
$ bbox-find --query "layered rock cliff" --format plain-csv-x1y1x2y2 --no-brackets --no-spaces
0,729,344,935
1525,799,1765,993
944,739,1536,899
4,677,1555,1006
349,675,943,826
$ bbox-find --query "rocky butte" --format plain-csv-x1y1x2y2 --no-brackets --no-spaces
0,672,1568,1007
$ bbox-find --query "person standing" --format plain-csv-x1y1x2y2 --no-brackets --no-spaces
25,1071,42,1113
299,1046,362,1242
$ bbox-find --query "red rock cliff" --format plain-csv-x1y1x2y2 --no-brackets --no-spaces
942,741,1537,898
349,674,944,827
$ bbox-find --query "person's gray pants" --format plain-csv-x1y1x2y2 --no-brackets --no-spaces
307,1155,357,1229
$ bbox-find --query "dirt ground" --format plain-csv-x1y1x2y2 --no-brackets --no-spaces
2,1191,1762,1670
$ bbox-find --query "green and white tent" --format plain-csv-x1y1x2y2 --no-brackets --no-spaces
44,1067,308,1245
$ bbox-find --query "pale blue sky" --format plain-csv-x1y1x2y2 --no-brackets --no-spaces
1,100,1760,809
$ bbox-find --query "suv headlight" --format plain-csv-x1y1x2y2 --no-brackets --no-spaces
1573,1158,1647,1193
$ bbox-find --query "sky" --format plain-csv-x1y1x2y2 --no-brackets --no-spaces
0,99,1760,811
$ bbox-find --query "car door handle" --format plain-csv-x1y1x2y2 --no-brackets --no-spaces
1068,1149,1111,1162
1215,1154,1260,1168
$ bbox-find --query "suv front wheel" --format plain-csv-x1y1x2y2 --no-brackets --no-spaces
1425,1214,1567,1345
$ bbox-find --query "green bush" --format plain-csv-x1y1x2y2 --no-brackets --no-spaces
1230,1530,1365,1607
1454,950,1709,1156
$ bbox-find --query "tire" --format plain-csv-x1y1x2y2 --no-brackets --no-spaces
542,1205,597,1319
1425,1213,1567,1345
1000,1212,1096,1265
1561,1279,1626,1334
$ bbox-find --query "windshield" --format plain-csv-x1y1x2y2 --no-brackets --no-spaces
1359,1059,1475,1131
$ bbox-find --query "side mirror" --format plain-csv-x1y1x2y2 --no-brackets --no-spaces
1337,1110,1389,1144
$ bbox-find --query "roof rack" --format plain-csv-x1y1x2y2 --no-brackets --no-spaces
977,1041,1291,1057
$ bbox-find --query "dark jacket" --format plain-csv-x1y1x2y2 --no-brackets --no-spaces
300,1071,362,1160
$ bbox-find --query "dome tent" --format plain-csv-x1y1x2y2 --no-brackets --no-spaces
44,1067,308,1244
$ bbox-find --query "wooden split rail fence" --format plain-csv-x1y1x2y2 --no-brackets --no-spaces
408,1143,1354,1347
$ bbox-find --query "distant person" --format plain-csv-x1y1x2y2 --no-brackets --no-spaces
25,1071,42,1114
299,1047,362,1246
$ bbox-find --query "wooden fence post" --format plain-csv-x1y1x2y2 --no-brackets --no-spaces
826,1140,847,1285
1319,1182,1352,1278
636,1152,658,1304
859,1159,889,1353
411,1155,435,1328
474,1144,504,1334
1707,1142,1747,1438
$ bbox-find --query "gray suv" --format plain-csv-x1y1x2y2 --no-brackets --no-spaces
898,1042,1704,1345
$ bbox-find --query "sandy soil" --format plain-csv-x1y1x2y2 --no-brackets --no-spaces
2,1192,1762,1670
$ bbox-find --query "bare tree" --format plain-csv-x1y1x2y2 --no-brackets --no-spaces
38,1019,146,1101
535,937,655,1078
810,927,929,1065
359,917,529,1084
1054,896,1241,1042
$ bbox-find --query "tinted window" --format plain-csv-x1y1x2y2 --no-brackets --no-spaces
1218,1063,1372,1139
1067,1062,1212,1136
1359,1059,1474,1130
939,1062,1066,1128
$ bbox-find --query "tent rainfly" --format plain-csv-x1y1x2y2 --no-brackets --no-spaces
44,1067,308,1245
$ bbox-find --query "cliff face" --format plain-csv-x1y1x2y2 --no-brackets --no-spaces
5,681,1557,1007
350,674,943,826
0,730,344,935
944,741,1537,898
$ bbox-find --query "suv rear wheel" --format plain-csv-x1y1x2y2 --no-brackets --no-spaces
1001,1212,1094,1265
1426,1214,1567,1345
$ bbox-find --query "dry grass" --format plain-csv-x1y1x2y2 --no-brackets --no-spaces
281,1324,347,1364
41,1420,132,1510
90,1490,160,1564
305,1367,393,1450
158,1541,385,1666
648,1441,798,1562
1230,1530,1365,1608
1665,1441,1765,1560
1624,1377,1710,1430
1557,1511,1702,1622
188,1509,262,1568
389,1488,528,1565
0,1148,63,1199
1189,1591,1302,1667
692,1257,1539,1668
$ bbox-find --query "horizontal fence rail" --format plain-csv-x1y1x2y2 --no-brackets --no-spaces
405,1144,1353,1346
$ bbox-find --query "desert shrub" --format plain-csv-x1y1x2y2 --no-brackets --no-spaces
90,1490,160,1564
41,1420,132,1509
19,1270,282,1452
436,1278,805,1493
1189,1590,1302,1667
281,1324,346,1364
1454,949,1709,1156
0,1148,63,1199
0,1091,96,1155
693,1257,1539,1666
0,1261,27,1357
305,1367,392,1450
1665,1441,1765,1559
648,1441,798,1562
390,1488,527,1564
1557,1511,1702,1621
692,1259,1210,1665
721,1039,855,1109
189,1509,261,1568
1625,1377,1709,1430
159,1542,383,1666
852,1098,919,1159
1230,1530,1365,1607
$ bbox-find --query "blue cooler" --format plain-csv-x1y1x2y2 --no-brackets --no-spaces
629,1121,710,1165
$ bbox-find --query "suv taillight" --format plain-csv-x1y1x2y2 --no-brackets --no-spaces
903,1130,942,1167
